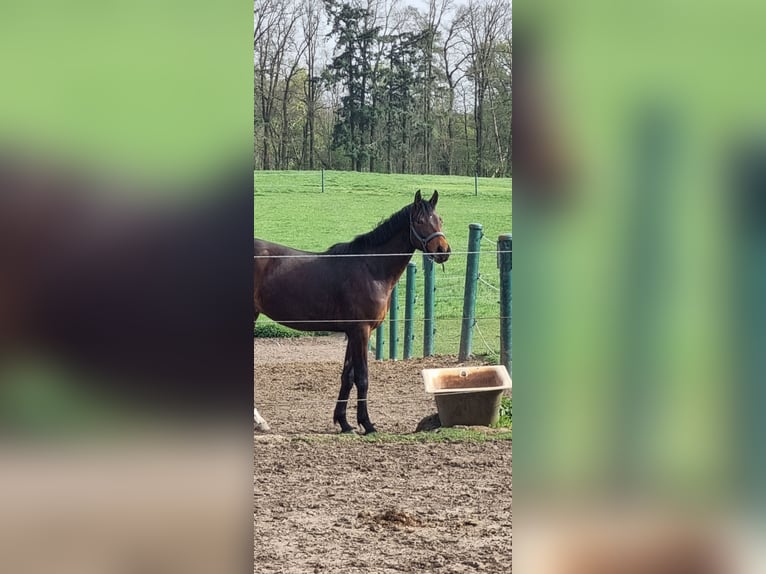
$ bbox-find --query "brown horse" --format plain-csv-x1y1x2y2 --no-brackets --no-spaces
254,190,450,433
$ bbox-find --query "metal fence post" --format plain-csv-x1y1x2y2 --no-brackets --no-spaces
498,234,512,370
321,168,325,193
403,262,417,359
389,283,399,360
459,223,483,361
375,322,385,360
423,254,435,356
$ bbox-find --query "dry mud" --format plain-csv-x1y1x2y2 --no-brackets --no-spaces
254,337,512,574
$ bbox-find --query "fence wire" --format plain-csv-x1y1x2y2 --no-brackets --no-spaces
481,234,498,248
254,249,509,259
255,247,507,359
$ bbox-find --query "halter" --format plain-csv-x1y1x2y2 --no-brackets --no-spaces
409,209,446,252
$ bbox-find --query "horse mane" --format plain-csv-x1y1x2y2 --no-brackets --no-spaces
325,202,431,254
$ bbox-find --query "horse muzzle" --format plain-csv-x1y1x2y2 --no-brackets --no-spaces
429,244,451,264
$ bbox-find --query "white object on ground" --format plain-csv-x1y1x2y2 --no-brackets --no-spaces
254,407,270,432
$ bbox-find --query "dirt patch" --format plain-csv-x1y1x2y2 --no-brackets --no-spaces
359,508,425,529
254,439,512,574
254,337,512,573
254,334,348,365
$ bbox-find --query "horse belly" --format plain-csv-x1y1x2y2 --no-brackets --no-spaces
256,264,346,331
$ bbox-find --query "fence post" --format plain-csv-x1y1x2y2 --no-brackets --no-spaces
321,168,325,193
459,223,483,361
403,262,417,359
375,322,385,360
498,234,512,370
423,254,435,356
389,283,399,360
475,172,478,196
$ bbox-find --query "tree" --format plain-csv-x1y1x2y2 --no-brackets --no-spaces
382,30,419,172
323,0,380,171
438,6,469,174
301,0,322,170
255,0,304,169
254,0,512,177
461,0,510,176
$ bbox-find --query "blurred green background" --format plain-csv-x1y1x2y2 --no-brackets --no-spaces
0,0,252,180
516,0,766,504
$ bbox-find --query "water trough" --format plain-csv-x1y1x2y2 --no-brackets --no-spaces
421,366,512,427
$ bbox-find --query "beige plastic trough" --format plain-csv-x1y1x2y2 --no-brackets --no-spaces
421,366,512,427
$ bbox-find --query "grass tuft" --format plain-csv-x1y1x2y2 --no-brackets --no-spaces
492,396,512,429
254,323,332,338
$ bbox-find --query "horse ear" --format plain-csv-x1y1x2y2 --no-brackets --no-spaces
429,190,439,208
414,189,422,204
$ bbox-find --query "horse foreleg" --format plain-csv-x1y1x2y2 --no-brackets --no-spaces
351,329,376,434
333,343,355,433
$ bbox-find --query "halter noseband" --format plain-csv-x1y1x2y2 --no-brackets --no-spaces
409,209,445,252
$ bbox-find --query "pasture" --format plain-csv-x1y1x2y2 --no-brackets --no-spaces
254,171,512,573
254,170,512,358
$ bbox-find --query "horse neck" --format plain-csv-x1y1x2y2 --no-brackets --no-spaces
367,227,415,286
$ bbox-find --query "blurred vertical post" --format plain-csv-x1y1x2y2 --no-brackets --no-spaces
616,108,676,480
459,223,483,361
737,144,766,500
321,168,324,193
499,234,512,370
423,254,435,356
389,283,399,360
475,172,478,196
403,262,417,359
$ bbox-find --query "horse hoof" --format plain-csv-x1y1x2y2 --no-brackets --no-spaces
362,425,378,435
340,427,356,434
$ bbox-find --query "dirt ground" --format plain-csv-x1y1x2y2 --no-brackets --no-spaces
254,336,512,573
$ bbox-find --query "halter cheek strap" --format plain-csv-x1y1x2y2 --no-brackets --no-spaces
409,212,445,252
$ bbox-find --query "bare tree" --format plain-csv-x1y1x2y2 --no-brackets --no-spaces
461,0,510,176
440,6,469,174
278,18,309,168
415,0,451,173
254,0,302,169
367,0,400,172
301,0,322,169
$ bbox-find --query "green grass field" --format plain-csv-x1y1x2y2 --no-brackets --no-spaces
254,170,512,359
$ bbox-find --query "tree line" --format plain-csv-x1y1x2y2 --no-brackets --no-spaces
255,0,511,177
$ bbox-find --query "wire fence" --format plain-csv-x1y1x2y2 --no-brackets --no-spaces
254,234,511,364
253,249,508,259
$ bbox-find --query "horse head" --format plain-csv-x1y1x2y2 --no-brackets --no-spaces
409,190,450,264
